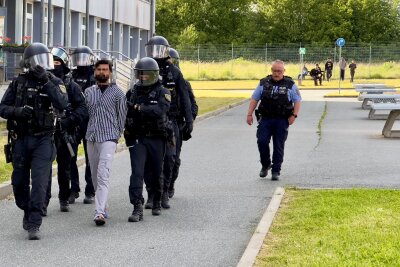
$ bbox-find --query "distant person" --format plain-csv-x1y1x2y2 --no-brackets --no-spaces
310,64,323,86
339,57,347,81
349,60,357,82
297,65,308,80
246,60,301,181
325,58,333,81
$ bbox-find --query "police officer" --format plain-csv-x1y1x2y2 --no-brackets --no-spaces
144,36,193,210
70,46,96,204
246,60,301,181
0,42,68,240
43,47,88,213
125,57,171,221
168,47,198,198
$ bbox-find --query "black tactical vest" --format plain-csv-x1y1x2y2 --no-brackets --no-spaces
8,75,56,135
125,84,167,137
160,64,180,118
257,76,294,118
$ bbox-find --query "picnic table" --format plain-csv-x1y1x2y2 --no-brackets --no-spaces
370,103,400,137
358,93,400,110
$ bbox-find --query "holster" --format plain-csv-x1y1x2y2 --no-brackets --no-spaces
4,132,13,163
255,109,261,122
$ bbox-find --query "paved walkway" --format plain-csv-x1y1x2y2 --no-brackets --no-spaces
0,90,399,266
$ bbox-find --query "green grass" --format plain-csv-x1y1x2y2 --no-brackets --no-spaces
196,97,246,115
255,188,400,267
181,59,400,81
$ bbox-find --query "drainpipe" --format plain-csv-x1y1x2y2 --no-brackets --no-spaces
85,0,89,46
64,0,70,48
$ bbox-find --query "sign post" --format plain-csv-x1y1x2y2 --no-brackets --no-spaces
298,47,306,85
336,38,345,94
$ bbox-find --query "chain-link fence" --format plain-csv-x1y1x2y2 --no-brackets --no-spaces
177,43,400,63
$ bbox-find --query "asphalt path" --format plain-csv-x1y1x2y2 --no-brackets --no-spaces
1,90,400,266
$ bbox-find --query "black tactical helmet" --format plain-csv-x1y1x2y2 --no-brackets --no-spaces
169,48,180,67
134,57,160,86
71,46,95,67
145,36,170,59
23,42,54,70
51,47,70,71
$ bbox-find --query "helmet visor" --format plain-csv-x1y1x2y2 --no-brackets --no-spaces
71,53,94,66
134,69,159,86
51,48,69,66
145,45,169,59
29,53,54,70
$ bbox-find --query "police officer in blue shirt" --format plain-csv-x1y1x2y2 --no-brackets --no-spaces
247,60,301,181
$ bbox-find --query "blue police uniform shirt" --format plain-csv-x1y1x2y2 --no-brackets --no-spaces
251,80,302,103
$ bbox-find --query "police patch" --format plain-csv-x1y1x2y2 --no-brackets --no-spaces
295,87,301,96
59,84,67,94
165,94,171,102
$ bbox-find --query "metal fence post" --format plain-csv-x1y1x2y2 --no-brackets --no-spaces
231,43,234,79
197,44,200,80
369,43,372,78
265,43,268,72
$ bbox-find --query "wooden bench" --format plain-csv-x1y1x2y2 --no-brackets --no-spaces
358,93,400,109
370,103,400,137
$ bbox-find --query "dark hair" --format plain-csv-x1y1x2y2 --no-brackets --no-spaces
95,59,113,72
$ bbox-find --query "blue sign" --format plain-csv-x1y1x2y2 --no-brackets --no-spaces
336,38,345,47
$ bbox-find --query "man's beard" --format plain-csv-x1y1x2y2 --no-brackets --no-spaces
95,74,109,83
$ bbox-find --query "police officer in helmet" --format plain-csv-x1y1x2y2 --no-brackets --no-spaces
144,36,193,210
125,57,171,221
70,45,96,204
167,47,198,198
247,60,301,181
42,47,88,213
0,42,68,240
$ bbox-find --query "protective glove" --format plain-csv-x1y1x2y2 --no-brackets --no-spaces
182,121,193,141
13,106,34,119
30,65,49,84
60,117,73,130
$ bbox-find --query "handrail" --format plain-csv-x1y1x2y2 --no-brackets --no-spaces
105,51,136,65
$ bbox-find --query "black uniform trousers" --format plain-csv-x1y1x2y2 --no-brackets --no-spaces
170,121,184,189
11,134,56,228
129,137,165,204
257,117,289,174
70,138,94,197
44,132,73,205
162,120,180,193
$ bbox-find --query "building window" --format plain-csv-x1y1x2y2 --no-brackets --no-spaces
0,0,6,7
44,7,48,45
96,19,101,49
26,2,33,38
81,16,86,46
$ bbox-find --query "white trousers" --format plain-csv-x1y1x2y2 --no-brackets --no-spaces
87,141,117,216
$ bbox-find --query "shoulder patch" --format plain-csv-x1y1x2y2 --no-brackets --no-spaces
59,84,67,94
295,88,301,97
165,94,171,102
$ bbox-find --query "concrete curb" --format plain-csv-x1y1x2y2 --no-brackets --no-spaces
0,98,249,200
237,187,285,267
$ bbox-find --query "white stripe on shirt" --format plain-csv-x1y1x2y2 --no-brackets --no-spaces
85,84,127,143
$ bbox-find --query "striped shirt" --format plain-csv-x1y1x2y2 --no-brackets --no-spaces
85,83,127,143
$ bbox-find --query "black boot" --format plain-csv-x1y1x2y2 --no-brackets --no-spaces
161,192,170,209
128,200,143,222
60,200,70,212
144,193,154,209
28,226,41,240
23,211,29,231
168,182,175,198
152,200,161,216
